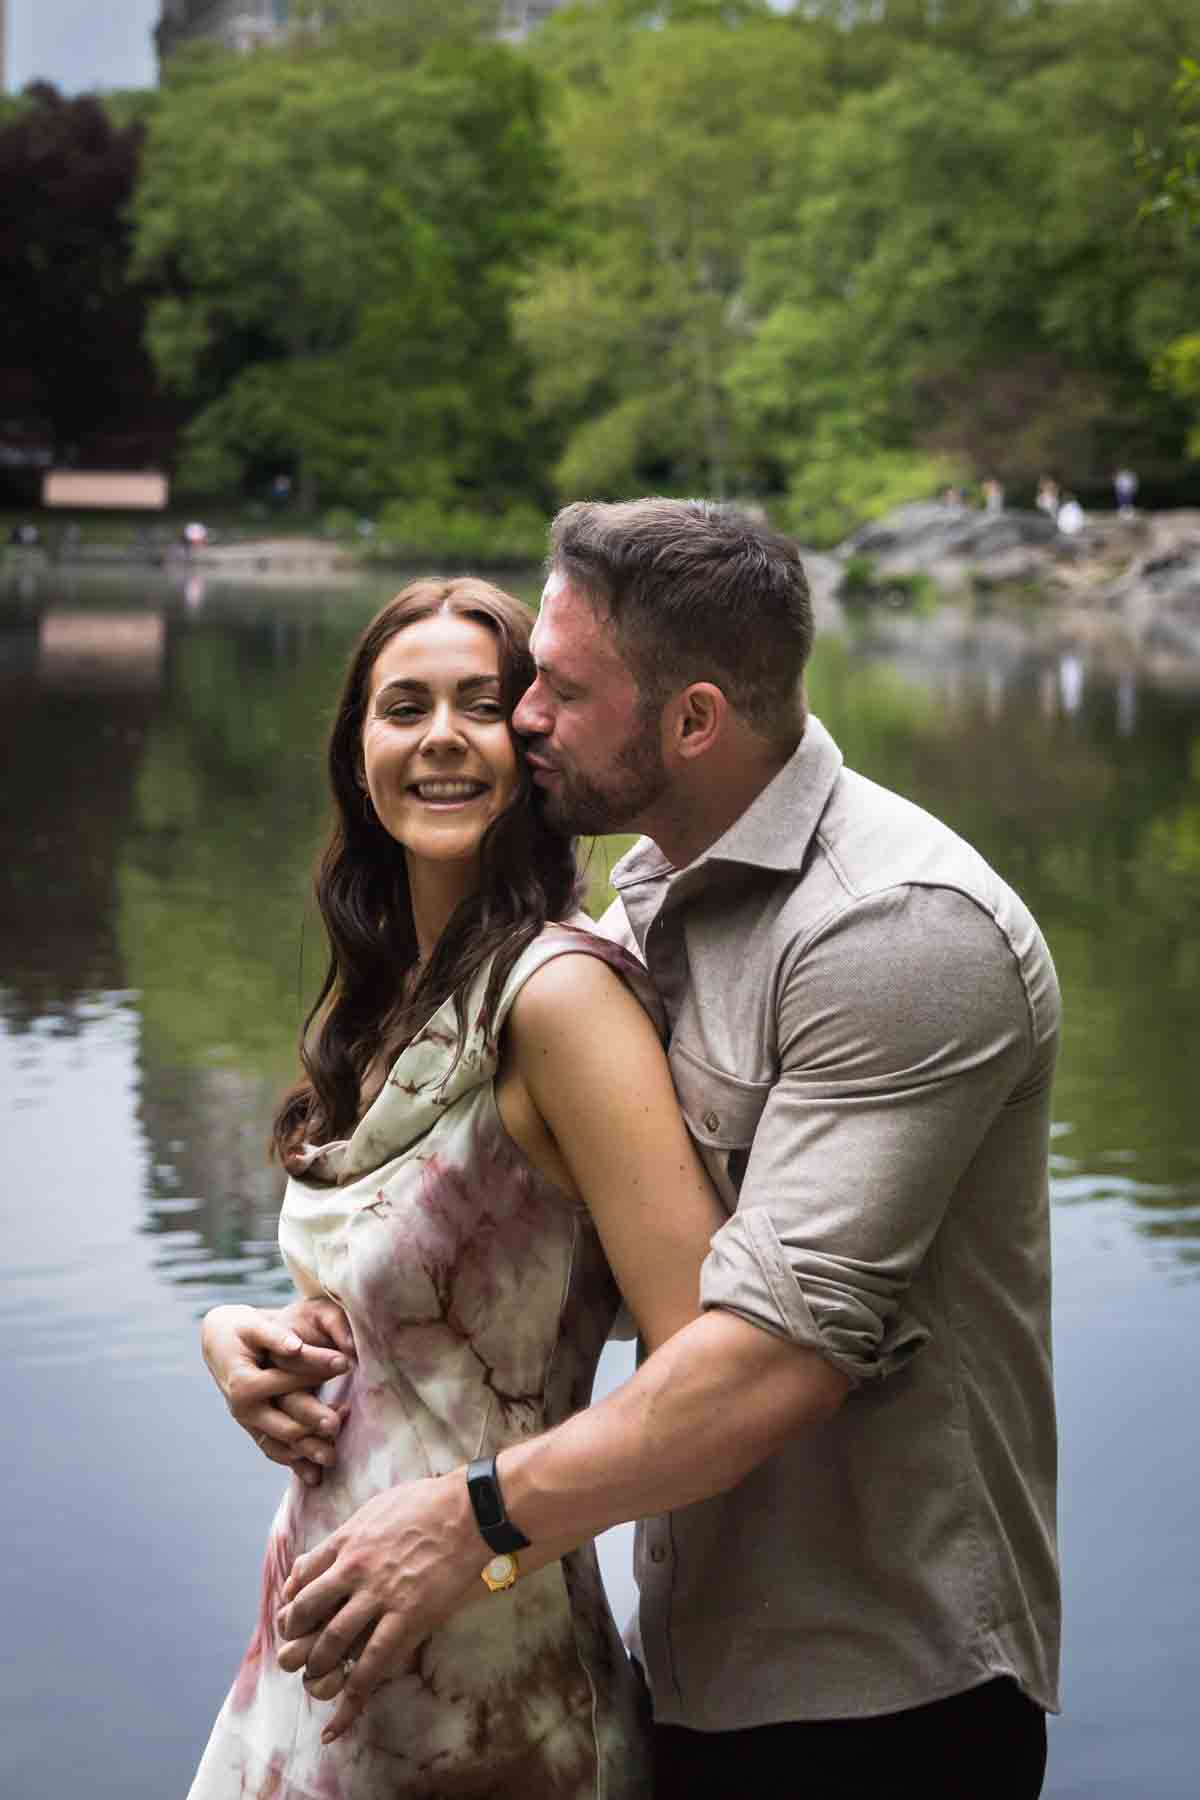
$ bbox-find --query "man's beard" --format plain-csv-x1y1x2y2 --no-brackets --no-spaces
536,708,668,837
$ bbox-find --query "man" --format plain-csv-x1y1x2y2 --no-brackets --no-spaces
277,499,1060,1797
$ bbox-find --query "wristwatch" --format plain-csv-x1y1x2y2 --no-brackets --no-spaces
466,1455,530,1556
480,1552,520,1593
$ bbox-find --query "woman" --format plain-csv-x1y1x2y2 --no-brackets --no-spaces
190,578,722,1799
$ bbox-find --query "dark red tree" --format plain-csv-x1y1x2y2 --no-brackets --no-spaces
0,83,177,483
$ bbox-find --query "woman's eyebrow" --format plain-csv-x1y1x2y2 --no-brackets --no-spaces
375,673,501,698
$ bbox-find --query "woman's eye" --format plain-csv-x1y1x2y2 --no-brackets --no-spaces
384,704,423,722
470,701,503,719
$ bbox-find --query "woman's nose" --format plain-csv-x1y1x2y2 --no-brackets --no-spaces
421,702,467,751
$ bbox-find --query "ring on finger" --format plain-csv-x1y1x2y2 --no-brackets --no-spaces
342,1657,354,1681
254,1431,268,1450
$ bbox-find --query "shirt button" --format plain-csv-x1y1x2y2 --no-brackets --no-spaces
650,1545,667,1564
702,1110,720,1134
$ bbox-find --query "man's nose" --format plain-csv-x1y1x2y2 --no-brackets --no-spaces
512,684,548,738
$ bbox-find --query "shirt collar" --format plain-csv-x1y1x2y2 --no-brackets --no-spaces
610,715,844,892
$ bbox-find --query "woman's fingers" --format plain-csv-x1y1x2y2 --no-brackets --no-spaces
276,1389,344,1440
296,1298,357,1360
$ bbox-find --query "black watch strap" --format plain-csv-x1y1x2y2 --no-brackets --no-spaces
466,1455,531,1554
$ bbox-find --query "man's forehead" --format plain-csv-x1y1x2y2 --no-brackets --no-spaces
532,577,633,687
539,567,568,607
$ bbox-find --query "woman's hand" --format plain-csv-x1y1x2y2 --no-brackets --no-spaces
201,1299,356,1487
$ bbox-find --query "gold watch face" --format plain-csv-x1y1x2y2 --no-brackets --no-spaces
481,1552,519,1592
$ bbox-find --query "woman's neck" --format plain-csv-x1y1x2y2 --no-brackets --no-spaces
405,854,481,964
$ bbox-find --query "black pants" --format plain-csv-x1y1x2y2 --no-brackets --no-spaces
650,1677,1047,1800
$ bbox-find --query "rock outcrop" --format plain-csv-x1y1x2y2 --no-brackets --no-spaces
821,502,1200,667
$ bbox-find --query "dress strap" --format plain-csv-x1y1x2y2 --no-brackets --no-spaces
490,921,665,1042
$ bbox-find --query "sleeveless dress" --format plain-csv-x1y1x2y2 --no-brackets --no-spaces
188,925,656,1800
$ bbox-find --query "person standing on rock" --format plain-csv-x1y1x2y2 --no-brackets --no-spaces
1113,467,1139,518
1057,494,1085,536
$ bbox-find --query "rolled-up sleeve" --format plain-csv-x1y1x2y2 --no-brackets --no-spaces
700,884,1038,1383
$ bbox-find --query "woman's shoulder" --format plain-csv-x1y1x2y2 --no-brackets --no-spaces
496,919,664,1039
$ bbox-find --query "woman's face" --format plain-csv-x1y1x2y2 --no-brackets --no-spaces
360,612,521,875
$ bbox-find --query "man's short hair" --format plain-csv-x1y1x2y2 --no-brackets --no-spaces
548,498,813,746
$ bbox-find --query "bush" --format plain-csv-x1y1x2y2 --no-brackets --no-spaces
367,500,548,567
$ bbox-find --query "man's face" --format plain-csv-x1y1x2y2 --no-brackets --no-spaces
512,574,669,836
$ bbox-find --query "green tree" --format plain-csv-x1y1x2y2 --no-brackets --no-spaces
1139,57,1200,456
132,34,558,508
731,7,1200,539
517,7,830,498
730,48,1058,537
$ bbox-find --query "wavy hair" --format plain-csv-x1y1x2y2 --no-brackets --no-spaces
272,578,582,1174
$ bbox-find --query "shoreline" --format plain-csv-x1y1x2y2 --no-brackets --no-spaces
6,507,1199,677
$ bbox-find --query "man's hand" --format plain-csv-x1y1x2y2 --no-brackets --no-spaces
275,1472,487,1743
201,1299,356,1486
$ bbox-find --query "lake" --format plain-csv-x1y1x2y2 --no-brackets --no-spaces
2,564,1197,1798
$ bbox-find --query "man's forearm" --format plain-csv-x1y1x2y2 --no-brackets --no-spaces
497,1309,849,1551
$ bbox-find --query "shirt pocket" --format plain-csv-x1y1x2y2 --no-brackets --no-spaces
668,1039,771,1197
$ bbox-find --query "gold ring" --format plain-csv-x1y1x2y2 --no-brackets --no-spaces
342,1657,355,1681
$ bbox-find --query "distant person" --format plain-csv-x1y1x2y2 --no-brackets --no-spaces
271,471,293,510
982,478,1006,514
1057,495,1085,536
941,484,965,507
1036,477,1060,516
183,521,208,559
1113,467,1139,519
10,521,40,547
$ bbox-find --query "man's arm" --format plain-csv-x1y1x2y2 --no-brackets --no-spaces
500,1308,848,1537
278,1313,846,1741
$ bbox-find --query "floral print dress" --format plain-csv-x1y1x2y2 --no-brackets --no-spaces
188,925,656,1800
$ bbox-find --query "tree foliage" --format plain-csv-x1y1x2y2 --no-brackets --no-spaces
132,29,558,506
1139,57,1200,454
7,0,1199,533
517,7,829,497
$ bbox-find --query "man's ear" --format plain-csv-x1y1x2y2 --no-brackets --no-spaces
669,682,726,761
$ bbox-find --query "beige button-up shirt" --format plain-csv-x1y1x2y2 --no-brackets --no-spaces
602,717,1060,1729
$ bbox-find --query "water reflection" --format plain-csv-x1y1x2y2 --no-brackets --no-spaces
806,637,1200,1269
38,610,166,690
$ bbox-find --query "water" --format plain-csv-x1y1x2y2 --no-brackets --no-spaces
3,567,1198,1797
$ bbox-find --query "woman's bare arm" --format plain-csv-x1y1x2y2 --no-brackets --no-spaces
503,951,726,1350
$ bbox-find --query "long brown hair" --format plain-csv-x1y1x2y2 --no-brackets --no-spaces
272,578,582,1173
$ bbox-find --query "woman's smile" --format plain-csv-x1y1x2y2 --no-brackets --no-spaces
408,777,491,806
